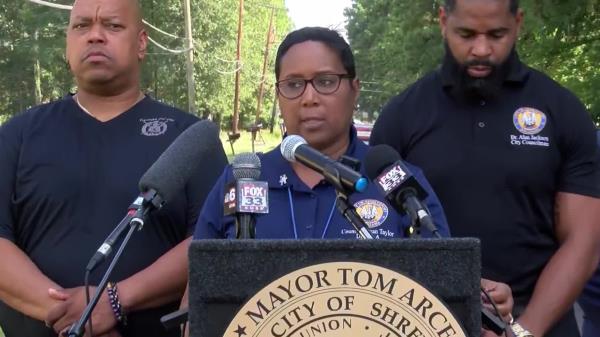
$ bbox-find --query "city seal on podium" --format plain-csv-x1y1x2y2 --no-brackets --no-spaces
224,262,466,337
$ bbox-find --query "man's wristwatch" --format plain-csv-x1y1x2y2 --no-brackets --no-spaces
509,315,534,337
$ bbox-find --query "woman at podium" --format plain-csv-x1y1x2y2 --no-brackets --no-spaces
189,27,513,337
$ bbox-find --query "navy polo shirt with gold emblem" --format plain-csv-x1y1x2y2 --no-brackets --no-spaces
193,127,450,240
370,51,600,304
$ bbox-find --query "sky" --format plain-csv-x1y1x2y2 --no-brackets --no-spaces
284,0,353,38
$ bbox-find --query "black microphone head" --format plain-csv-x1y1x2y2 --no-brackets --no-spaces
232,152,261,180
280,134,306,162
365,144,428,207
138,120,222,204
364,144,402,180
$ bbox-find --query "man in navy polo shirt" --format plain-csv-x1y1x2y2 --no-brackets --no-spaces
0,0,227,336
371,1,600,336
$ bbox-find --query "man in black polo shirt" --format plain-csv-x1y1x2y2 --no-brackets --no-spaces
578,129,600,337
370,0,600,336
0,0,226,336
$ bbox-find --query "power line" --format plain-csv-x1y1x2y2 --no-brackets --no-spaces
26,0,189,53
27,0,71,10
25,0,280,61
146,52,181,55
215,64,243,75
147,36,191,54
143,20,185,40
213,56,239,64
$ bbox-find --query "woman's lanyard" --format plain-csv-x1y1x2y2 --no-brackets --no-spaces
287,186,337,239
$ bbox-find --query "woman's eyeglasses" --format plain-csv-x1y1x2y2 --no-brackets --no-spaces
276,74,353,99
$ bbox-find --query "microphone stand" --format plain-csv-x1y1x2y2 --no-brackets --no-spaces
66,216,144,337
321,163,373,240
405,213,442,238
236,214,256,239
67,190,163,336
403,198,421,238
400,191,441,239
160,161,372,333
334,191,374,240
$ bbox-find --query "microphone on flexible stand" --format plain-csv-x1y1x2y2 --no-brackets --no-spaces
280,135,373,239
68,120,224,337
85,196,145,272
280,135,368,193
85,120,224,272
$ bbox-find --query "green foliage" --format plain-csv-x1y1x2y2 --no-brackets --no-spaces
0,0,292,131
137,0,292,130
0,1,72,115
347,0,600,125
347,1,441,119
518,0,600,125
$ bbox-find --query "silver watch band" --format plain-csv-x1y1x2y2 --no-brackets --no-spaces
509,319,534,337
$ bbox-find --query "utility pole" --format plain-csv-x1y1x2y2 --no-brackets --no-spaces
269,94,278,134
33,29,42,105
254,8,275,126
183,0,196,114
232,0,244,134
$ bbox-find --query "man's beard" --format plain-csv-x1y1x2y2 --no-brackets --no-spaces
443,43,513,101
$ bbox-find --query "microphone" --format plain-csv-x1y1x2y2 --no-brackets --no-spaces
280,135,368,193
86,120,222,272
223,152,269,238
364,144,440,238
138,120,222,206
85,197,144,271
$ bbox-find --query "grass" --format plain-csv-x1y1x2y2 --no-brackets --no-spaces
219,127,283,161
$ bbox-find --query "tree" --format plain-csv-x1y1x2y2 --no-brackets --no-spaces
346,0,600,124
135,0,293,131
0,0,293,132
0,0,72,117
518,0,600,124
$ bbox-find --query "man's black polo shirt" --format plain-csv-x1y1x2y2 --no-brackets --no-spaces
370,52,600,304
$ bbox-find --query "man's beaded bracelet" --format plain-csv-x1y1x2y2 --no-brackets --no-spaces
106,282,127,326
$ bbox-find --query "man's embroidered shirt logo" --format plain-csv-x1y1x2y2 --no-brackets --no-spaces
354,199,388,228
510,107,550,147
513,107,546,135
140,118,174,136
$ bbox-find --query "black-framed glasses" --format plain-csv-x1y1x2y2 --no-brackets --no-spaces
276,73,353,99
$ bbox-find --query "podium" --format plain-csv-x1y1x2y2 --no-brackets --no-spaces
188,239,481,337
